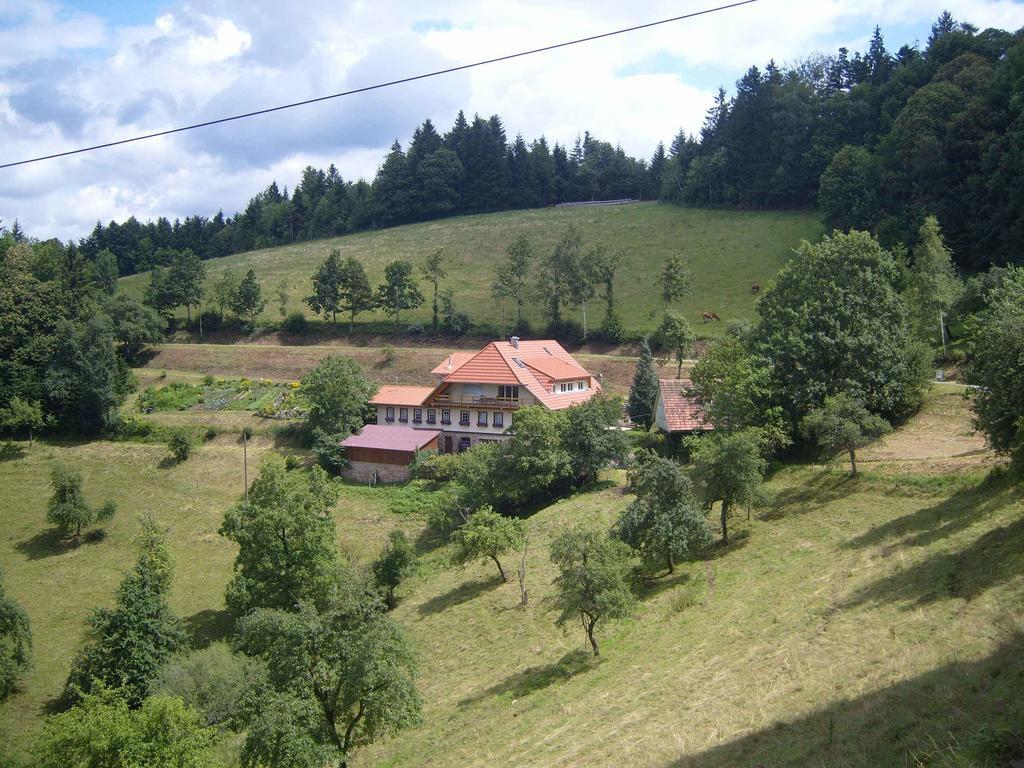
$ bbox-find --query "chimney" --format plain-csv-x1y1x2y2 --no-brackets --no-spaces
509,336,520,349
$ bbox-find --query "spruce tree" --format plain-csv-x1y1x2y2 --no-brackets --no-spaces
64,515,186,707
628,340,660,428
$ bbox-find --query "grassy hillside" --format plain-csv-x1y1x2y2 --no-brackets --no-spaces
1,386,1021,765
118,204,822,337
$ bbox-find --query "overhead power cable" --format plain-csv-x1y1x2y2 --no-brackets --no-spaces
1,0,759,169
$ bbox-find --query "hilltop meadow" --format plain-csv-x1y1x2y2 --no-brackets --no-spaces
118,204,823,339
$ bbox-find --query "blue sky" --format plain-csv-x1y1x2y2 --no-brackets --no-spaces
2,0,1024,239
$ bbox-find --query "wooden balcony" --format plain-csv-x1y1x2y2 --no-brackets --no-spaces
430,394,521,409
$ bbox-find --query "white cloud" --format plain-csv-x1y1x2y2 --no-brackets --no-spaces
1,0,1021,241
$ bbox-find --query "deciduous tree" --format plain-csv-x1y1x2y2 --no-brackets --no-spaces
220,454,342,615
372,529,418,609
46,464,117,540
492,235,533,330
376,260,424,331
448,506,525,583
234,584,421,768
688,428,767,545
35,688,220,768
0,396,44,446
0,570,31,701
613,457,711,573
301,356,377,470
549,525,635,656
306,250,344,324
801,394,891,476
232,269,266,327
421,248,447,335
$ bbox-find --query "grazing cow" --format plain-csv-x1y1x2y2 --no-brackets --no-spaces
751,282,760,293
702,311,721,323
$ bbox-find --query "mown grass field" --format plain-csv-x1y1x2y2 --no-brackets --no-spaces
2,385,1021,766
118,204,823,338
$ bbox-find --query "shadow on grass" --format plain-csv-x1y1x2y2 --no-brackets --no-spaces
15,527,107,560
184,608,234,648
840,514,1024,611
681,529,752,564
157,455,179,470
843,473,1020,552
418,574,503,617
0,443,25,462
458,649,599,708
661,629,1024,768
760,471,859,521
634,569,692,601
413,526,447,557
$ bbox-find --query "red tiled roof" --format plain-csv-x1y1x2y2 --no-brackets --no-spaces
423,339,601,411
440,343,521,384
657,379,713,432
370,385,434,407
522,355,587,381
342,425,440,452
429,352,475,376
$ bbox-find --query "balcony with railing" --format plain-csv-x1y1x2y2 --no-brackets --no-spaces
430,393,521,409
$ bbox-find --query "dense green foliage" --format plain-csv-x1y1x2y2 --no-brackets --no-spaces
0,570,32,701
156,643,264,728
800,394,892,476
372,529,418,609
614,456,711,573
549,525,636,656
34,687,221,768
754,230,930,426
446,401,627,512
46,464,117,539
219,455,342,615
64,516,186,707
627,341,660,429
688,429,768,545
301,355,377,469
966,266,1024,464
448,506,526,583
234,583,421,767
0,396,45,446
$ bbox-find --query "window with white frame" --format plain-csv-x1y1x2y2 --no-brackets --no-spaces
385,407,395,422
399,408,408,423
493,412,504,428
477,411,488,427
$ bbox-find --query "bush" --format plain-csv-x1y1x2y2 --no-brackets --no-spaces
284,454,302,471
281,311,308,334
381,346,397,366
598,307,626,344
155,642,264,728
198,310,222,332
168,433,192,462
240,426,254,441
203,373,215,386
545,318,584,343
203,426,217,442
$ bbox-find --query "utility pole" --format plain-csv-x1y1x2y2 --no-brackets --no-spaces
242,431,249,504
938,308,947,359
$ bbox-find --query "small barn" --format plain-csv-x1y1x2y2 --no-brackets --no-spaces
654,379,713,434
341,425,440,483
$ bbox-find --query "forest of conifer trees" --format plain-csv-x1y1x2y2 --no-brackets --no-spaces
68,12,1024,276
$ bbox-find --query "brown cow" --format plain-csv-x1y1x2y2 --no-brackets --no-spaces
751,282,761,293
702,311,721,322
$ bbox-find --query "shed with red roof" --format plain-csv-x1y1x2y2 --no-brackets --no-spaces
340,425,440,483
653,379,713,434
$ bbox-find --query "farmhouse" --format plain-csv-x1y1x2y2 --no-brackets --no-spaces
653,378,713,434
340,425,441,483
369,337,601,453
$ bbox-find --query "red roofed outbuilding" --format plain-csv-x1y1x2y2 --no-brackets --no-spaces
653,379,713,434
341,425,440,483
